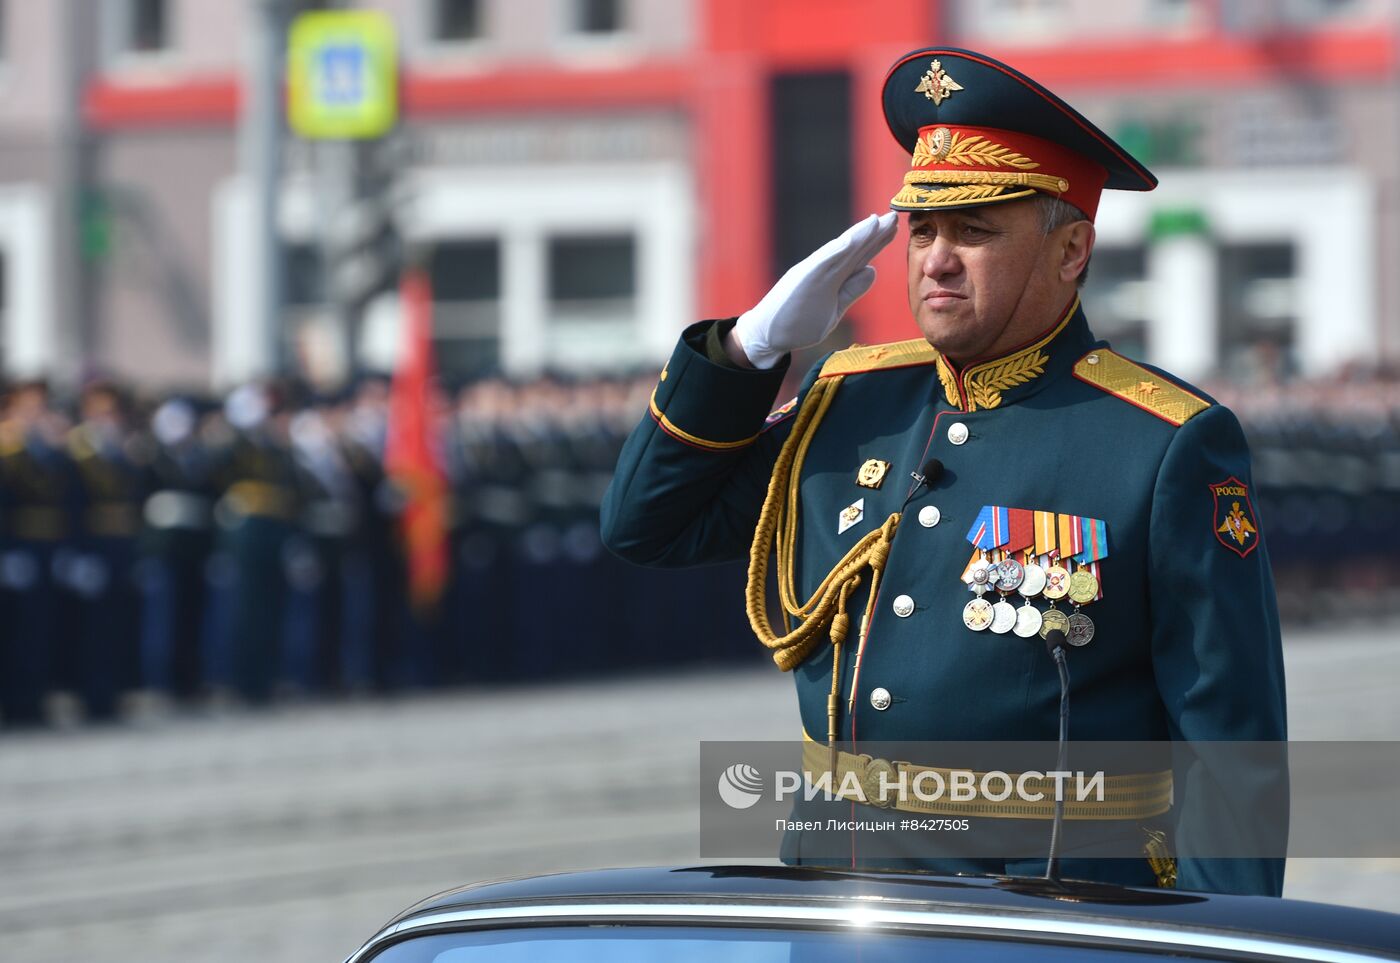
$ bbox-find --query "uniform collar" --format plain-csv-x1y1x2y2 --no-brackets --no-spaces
934,295,1093,412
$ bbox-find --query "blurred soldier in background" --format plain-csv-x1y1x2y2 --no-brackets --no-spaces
140,397,216,700
0,382,72,725
65,380,147,720
450,377,526,683
342,375,406,691
509,374,580,680
212,383,300,703
284,398,346,693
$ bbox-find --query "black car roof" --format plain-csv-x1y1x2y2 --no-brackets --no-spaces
385,864,1400,958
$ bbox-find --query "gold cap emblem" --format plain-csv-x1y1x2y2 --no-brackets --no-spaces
915,59,964,106
856,458,892,489
930,126,952,160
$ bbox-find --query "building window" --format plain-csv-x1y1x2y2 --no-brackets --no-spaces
770,71,852,282
1081,246,1149,362
571,0,624,35
1150,0,1200,27
430,239,499,302
431,0,485,42
283,243,324,308
954,0,1069,42
0,250,8,364
124,0,170,54
1218,243,1297,381
429,239,502,378
547,233,635,320
1281,0,1360,24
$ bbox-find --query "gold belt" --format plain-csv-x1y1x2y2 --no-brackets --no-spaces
86,503,140,537
12,507,66,541
801,734,1172,821
224,481,294,520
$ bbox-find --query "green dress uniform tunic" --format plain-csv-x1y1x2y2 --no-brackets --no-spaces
601,300,1287,896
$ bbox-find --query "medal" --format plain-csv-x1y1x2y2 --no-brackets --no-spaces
1068,611,1095,647
993,557,1024,593
1043,563,1069,600
963,597,994,631
990,599,1017,634
1012,603,1043,638
1073,516,1109,603
967,559,992,593
1039,607,1070,640
1018,561,1046,598
1067,568,1099,605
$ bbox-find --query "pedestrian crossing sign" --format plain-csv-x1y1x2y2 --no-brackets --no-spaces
288,10,398,140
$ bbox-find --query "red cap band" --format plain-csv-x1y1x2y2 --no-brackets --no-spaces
908,124,1109,219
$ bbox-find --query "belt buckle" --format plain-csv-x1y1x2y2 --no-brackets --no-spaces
859,755,899,809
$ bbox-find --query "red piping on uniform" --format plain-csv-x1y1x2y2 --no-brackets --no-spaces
847,410,959,750
847,404,962,868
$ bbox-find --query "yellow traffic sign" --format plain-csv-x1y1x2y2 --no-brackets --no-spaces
288,10,398,140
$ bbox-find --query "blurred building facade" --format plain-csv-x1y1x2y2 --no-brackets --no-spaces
0,0,1395,388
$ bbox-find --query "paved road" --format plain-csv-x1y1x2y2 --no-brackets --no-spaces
2,621,1397,962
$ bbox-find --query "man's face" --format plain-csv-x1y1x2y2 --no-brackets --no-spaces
905,199,1065,362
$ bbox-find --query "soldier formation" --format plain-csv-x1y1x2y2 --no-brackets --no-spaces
1208,366,1400,625
0,365,1394,728
0,370,756,728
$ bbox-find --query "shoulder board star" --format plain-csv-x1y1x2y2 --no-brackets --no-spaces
820,339,940,378
1073,350,1210,427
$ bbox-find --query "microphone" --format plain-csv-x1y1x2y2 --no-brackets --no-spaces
902,458,944,508
1043,627,1071,881
914,458,944,487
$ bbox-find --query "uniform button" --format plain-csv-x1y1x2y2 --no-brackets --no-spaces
1086,353,1100,365
892,594,915,618
918,505,941,528
947,422,969,445
870,687,892,711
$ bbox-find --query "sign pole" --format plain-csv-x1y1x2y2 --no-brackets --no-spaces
242,0,288,382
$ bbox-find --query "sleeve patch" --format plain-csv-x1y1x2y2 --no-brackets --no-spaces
1210,476,1260,558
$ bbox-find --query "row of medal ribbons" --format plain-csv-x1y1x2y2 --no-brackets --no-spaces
958,506,1107,647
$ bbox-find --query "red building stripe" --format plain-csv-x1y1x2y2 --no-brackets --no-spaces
978,28,1396,91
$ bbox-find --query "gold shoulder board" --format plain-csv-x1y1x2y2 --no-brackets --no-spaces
1073,350,1210,427
820,339,940,379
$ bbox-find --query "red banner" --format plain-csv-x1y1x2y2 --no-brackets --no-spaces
385,268,449,610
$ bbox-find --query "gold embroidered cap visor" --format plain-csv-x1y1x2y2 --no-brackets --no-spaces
883,48,1157,219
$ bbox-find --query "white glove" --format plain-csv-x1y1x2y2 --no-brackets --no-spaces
733,212,899,369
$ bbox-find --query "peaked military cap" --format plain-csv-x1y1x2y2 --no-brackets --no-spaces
883,47,1156,219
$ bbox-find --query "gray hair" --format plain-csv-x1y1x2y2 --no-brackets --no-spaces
1035,194,1092,287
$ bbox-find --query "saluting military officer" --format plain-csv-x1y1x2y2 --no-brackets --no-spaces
602,47,1287,895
